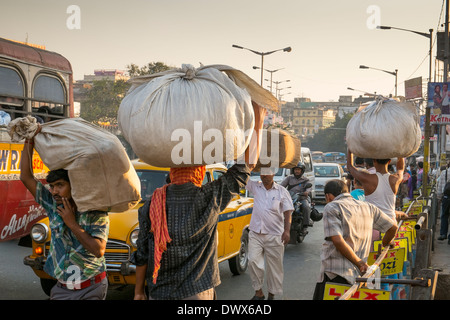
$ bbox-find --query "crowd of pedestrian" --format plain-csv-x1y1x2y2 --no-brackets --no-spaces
18,113,445,301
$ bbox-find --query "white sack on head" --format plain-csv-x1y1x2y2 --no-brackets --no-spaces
118,64,265,168
8,117,141,213
346,98,421,159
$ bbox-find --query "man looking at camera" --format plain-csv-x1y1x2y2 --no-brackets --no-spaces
20,127,109,300
246,167,294,300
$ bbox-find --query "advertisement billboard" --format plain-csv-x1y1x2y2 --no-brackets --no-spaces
427,82,450,124
405,77,422,100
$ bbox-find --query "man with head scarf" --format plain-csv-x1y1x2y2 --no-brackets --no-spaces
132,103,266,300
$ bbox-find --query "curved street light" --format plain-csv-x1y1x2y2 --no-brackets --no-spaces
376,24,434,197
377,25,433,81
253,66,284,93
232,44,292,85
359,65,398,96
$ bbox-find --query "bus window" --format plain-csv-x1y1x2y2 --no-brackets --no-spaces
0,65,25,120
32,74,66,120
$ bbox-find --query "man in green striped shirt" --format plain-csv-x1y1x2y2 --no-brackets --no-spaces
20,133,109,300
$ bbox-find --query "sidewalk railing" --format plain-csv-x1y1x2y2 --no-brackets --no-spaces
333,186,439,300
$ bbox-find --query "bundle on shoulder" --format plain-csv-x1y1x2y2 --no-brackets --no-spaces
8,116,141,212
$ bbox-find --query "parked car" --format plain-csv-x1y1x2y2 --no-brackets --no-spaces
23,159,253,296
313,162,347,202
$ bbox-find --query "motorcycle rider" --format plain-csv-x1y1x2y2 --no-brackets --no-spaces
280,162,313,229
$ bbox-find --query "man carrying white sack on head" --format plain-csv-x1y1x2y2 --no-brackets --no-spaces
345,98,420,230
120,64,281,300
132,102,267,300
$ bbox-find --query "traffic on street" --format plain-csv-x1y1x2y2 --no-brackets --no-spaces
0,209,324,300
1,1,449,303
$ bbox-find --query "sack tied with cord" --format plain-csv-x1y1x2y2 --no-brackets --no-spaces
346,98,421,159
7,116,141,213
118,64,279,168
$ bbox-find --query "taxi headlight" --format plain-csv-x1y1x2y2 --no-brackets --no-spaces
130,228,139,248
31,223,48,243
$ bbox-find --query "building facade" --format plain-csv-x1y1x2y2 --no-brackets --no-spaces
281,95,370,138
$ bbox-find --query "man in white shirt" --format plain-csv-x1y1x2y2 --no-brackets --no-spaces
246,167,294,300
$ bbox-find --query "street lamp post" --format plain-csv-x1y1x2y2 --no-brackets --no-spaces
377,26,433,81
253,66,283,93
359,65,398,97
377,25,434,198
232,44,292,85
272,80,290,99
276,86,291,100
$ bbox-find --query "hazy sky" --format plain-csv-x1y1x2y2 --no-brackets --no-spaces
0,0,445,101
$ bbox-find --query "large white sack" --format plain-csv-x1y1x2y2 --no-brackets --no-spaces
118,64,278,168
8,116,141,213
346,98,421,159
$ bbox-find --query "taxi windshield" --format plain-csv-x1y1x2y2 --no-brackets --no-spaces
314,165,340,177
136,170,169,201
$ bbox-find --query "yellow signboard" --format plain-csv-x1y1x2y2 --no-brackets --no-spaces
367,247,406,276
323,283,390,300
0,143,48,177
373,238,409,261
398,228,415,245
408,206,422,216
401,221,417,240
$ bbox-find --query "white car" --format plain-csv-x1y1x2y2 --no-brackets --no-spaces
313,162,347,201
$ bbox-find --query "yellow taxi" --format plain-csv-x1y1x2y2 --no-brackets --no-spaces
23,159,253,296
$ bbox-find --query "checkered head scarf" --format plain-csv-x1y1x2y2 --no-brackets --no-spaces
148,165,206,283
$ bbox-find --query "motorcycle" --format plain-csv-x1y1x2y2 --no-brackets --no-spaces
289,182,323,244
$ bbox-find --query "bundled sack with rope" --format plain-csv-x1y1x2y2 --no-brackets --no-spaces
346,98,421,159
118,64,279,168
253,128,301,171
7,116,141,212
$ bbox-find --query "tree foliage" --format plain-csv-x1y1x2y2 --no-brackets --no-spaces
80,62,173,123
127,62,173,77
80,79,129,123
302,112,354,153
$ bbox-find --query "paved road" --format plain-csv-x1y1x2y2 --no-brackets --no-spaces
0,206,325,300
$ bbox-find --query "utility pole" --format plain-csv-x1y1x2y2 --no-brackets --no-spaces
441,0,449,169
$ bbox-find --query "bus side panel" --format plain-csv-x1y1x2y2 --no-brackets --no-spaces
0,180,46,241
0,142,48,241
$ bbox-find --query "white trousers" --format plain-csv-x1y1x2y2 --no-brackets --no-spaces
248,231,285,295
